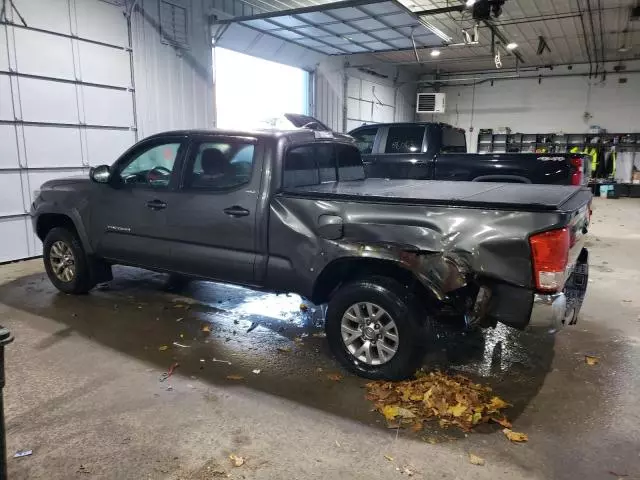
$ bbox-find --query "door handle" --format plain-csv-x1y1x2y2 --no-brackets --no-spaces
146,199,167,210
223,205,250,217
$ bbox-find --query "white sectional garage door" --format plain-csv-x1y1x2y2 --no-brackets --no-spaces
0,0,136,262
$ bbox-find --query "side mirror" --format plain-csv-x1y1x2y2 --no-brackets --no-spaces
90,165,111,184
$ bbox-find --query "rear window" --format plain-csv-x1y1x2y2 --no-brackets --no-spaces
385,126,425,154
441,127,467,153
283,143,364,188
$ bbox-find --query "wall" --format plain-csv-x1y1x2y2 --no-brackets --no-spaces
419,61,640,152
0,0,215,262
132,0,214,137
316,56,417,133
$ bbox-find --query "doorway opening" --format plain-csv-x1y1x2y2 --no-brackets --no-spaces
214,47,310,129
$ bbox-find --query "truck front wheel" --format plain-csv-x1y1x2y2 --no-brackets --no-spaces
325,276,427,380
43,227,95,294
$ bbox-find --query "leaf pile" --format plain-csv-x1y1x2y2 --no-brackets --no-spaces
365,370,511,432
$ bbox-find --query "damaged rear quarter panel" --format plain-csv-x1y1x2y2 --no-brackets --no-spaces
266,194,568,300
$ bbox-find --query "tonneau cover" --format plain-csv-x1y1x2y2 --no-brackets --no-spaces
287,179,587,212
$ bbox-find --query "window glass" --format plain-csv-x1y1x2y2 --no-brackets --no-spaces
283,145,319,188
119,143,181,187
337,144,365,181
352,127,378,154
441,127,467,153
283,143,365,188
384,126,425,154
186,141,255,190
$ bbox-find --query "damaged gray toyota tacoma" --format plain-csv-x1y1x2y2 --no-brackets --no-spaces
31,128,591,380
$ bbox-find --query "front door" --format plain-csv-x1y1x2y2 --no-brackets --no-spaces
164,135,261,285
91,136,187,269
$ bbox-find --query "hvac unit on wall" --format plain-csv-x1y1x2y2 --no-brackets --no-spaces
416,93,446,113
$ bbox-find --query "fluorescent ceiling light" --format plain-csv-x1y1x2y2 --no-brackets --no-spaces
431,49,441,57
419,19,452,43
506,42,518,50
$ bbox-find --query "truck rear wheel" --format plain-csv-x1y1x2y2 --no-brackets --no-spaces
43,227,95,294
325,276,428,380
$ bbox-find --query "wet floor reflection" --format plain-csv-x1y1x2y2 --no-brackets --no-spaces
1,266,557,439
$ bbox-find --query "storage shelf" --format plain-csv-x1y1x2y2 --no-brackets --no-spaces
477,131,640,153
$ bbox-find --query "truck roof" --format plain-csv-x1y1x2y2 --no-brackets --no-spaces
349,122,464,133
145,128,355,145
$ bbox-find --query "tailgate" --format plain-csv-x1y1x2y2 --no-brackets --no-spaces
560,188,592,272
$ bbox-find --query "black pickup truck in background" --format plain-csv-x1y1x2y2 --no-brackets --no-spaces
349,122,590,186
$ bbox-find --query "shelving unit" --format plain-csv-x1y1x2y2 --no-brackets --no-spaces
477,132,640,154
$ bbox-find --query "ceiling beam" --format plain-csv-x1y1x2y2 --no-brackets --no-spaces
412,5,466,16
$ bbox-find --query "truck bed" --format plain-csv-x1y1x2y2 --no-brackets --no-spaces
287,179,588,212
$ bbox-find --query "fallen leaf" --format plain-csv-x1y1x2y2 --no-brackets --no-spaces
488,396,510,411
294,337,304,344
384,455,394,462
335,440,341,447
585,355,600,366
327,373,343,381
158,345,168,351
176,317,183,322
397,407,416,419
312,332,327,338
410,421,424,432
277,347,291,353
252,369,261,374
490,417,512,429
300,303,309,311
229,454,244,467
502,428,528,443
366,370,512,432
382,405,400,421
201,325,211,333
448,403,467,417
469,453,485,466
226,375,244,381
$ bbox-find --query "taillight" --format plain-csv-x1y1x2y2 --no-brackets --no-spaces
570,155,583,185
530,228,570,292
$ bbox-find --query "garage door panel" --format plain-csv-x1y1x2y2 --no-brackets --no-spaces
0,172,26,216
82,87,133,126
19,78,78,123
23,126,83,168
85,129,135,166
12,0,71,35
13,28,75,80
373,104,393,123
0,217,30,262
346,119,365,132
74,0,128,47
0,126,19,168
346,98,360,120
0,27,9,70
347,77,360,99
0,76,14,121
78,42,131,87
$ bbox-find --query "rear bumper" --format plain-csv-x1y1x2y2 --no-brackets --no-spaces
527,248,589,333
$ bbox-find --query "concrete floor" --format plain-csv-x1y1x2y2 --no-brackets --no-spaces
1,197,639,479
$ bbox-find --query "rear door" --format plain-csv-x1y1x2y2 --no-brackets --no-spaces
372,125,430,179
165,135,261,285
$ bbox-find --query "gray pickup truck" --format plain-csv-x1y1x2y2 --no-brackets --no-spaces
31,128,591,379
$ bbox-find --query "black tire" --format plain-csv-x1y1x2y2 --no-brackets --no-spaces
325,276,429,380
43,227,95,294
